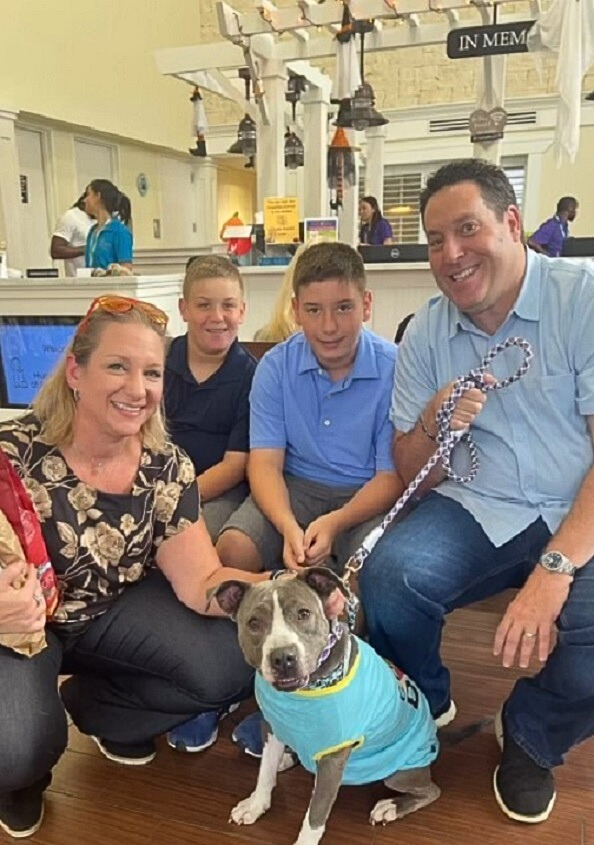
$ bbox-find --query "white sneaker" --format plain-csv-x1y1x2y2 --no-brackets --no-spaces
435,700,457,729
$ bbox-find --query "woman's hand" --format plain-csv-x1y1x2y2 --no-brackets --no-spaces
0,563,46,635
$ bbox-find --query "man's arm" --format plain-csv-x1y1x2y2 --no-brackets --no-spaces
50,235,85,260
494,415,594,668
527,219,554,256
198,451,247,502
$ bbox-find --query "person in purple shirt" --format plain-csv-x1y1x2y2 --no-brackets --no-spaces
359,196,394,245
528,196,578,257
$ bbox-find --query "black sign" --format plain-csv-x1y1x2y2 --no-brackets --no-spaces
447,21,535,59
20,174,28,204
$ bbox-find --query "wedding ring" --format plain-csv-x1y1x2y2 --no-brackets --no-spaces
523,631,537,638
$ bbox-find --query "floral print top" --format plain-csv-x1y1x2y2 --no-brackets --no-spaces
0,413,199,627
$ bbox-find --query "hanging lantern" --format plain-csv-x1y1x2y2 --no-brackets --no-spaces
284,129,304,169
327,127,358,211
227,68,257,160
189,87,208,157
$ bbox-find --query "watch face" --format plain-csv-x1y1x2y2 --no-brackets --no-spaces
546,552,563,570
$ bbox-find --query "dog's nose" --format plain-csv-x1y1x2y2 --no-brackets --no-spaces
269,648,298,677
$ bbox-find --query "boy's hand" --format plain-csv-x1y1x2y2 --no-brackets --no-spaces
282,524,307,570
304,513,339,566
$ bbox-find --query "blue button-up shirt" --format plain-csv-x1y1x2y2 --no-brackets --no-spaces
391,249,594,547
250,329,397,487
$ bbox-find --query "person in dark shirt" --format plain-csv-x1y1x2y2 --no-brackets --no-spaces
164,255,256,541
528,196,578,257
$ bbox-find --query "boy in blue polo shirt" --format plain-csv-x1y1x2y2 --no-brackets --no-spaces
215,241,402,755
164,255,256,540
217,241,400,573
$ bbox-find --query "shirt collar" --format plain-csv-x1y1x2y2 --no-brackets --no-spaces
297,329,379,381
166,335,242,384
448,247,541,338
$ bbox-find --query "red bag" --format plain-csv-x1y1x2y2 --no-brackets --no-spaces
0,448,59,617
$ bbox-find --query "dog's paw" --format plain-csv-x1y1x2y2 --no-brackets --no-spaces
229,794,270,826
369,797,398,826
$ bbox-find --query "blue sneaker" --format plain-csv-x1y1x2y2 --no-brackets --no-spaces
232,711,298,772
231,710,264,758
167,703,240,753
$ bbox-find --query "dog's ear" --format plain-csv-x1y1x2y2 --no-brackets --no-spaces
208,580,251,618
302,566,349,599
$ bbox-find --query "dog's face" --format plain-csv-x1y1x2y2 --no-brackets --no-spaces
214,569,344,692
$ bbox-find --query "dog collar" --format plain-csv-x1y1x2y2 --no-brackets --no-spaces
304,622,351,692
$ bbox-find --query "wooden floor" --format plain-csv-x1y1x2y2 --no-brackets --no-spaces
13,600,593,845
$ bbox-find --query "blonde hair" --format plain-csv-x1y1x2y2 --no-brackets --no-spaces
253,244,311,342
33,305,169,452
183,255,243,300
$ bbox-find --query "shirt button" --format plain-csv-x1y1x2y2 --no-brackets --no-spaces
318,369,323,376
324,419,331,426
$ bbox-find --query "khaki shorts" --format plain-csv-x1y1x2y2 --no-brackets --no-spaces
202,482,249,542
219,474,384,573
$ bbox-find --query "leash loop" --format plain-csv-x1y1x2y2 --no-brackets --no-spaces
340,336,532,628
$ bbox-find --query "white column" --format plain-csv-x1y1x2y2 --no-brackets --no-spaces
256,59,287,210
0,109,25,269
363,124,387,206
192,157,218,246
338,128,359,247
301,86,329,219
472,55,507,165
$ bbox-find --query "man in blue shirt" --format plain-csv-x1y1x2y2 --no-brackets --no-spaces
359,159,594,826
528,196,578,257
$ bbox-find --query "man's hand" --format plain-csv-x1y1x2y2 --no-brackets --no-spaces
282,523,307,570
303,513,340,567
493,567,572,669
425,373,496,434
0,563,46,635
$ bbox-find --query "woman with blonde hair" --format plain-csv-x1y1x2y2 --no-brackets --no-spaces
252,243,311,342
0,295,273,839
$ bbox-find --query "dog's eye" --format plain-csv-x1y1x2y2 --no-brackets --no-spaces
297,608,310,621
247,617,261,632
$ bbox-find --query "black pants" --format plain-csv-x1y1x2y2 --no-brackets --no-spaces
0,570,253,794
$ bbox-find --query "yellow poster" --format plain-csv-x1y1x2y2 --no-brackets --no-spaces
263,197,300,244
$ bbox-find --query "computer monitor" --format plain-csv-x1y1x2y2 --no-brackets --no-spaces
0,316,80,409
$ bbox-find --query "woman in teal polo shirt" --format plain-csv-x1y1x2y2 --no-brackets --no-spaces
84,179,133,271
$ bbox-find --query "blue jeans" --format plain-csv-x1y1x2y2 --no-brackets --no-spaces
359,492,594,768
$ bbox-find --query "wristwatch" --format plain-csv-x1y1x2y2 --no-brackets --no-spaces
539,551,578,577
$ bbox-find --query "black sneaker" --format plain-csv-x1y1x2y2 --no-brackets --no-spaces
0,779,47,839
92,736,156,765
493,708,556,823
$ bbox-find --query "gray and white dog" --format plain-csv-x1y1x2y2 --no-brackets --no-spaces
213,567,441,845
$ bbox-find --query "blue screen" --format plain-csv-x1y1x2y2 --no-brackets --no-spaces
0,319,79,407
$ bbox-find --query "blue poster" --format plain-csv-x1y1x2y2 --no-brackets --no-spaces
0,320,78,407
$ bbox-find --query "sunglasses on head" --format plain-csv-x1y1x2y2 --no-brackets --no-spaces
77,295,169,335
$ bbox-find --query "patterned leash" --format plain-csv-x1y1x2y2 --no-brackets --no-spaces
341,336,533,629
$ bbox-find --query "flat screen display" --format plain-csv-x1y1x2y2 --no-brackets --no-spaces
0,317,80,408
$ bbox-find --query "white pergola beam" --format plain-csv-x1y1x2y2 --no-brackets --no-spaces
216,0,531,39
